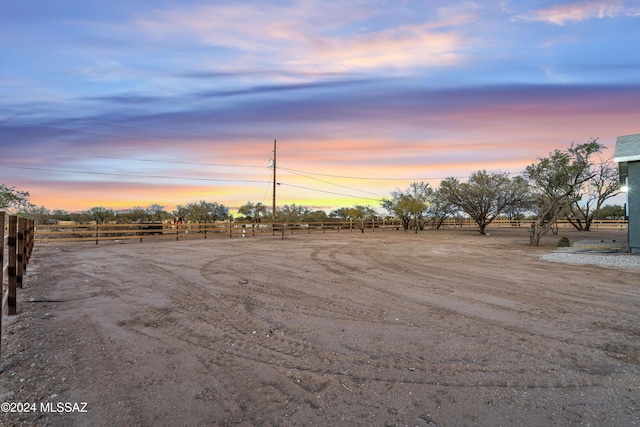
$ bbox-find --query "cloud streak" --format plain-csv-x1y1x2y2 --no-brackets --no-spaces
516,1,625,25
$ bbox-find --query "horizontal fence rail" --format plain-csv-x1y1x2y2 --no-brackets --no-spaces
2,213,36,362
32,218,628,244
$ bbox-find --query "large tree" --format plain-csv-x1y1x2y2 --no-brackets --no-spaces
525,140,604,246
440,170,529,235
565,157,621,231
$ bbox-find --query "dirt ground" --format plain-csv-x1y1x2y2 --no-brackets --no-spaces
1,227,639,426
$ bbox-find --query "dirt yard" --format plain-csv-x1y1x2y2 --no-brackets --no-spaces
1,227,639,426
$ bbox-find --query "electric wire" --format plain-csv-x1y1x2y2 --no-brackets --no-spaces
277,182,382,201
283,168,385,197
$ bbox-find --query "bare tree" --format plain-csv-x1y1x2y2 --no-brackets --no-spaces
566,158,621,231
425,186,458,229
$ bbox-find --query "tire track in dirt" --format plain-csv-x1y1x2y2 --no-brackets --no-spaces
110,249,606,392
301,240,631,387
100,238,639,388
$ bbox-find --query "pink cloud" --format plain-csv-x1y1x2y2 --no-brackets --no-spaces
134,3,470,73
516,1,625,25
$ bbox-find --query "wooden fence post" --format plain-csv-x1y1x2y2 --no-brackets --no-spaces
95,221,99,245
17,217,25,288
26,219,34,264
8,215,17,316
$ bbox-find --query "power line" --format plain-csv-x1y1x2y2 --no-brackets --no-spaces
280,166,528,180
284,168,385,197
277,182,382,201
278,166,472,181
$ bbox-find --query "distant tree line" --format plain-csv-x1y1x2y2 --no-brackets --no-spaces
2,139,625,246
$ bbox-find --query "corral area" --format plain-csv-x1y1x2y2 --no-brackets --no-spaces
1,227,639,426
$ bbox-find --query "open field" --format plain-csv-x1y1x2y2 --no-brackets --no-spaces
1,227,639,426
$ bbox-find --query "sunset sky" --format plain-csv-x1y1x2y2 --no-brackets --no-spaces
1,0,639,214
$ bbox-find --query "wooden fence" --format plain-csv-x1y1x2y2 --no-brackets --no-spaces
32,218,628,244
1,213,36,361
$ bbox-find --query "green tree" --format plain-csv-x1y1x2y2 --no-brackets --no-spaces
595,204,625,220
19,205,52,224
440,170,529,235
301,209,329,223
84,206,115,224
0,184,31,212
174,201,229,223
525,140,604,246
122,207,150,223
330,205,376,232
382,182,430,233
275,204,308,222
238,201,270,223
51,209,71,222
147,204,171,222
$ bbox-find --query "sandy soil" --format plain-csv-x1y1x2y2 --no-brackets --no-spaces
1,227,639,426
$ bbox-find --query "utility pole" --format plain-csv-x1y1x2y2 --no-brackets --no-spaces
272,138,277,220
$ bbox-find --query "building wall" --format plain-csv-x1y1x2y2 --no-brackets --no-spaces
629,161,640,253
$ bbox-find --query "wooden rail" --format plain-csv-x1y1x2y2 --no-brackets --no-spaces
1,213,35,362
32,218,628,244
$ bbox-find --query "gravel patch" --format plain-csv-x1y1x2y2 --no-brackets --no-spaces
540,250,640,269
